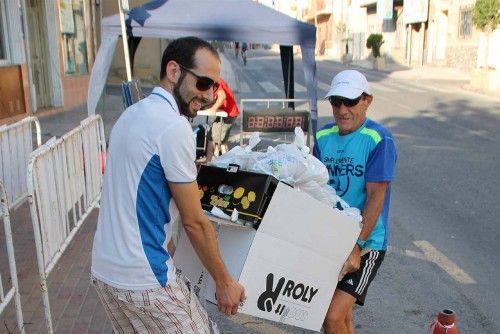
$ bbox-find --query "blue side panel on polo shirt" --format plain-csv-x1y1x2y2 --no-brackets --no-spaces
136,154,171,287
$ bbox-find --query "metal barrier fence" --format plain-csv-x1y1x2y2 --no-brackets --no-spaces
0,117,41,211
27,115,106,333
0,181,25,333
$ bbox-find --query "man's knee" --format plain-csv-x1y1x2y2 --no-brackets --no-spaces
323,309,347,332
323,289,356,333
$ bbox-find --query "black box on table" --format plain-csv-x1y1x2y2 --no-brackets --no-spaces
197,165,279,224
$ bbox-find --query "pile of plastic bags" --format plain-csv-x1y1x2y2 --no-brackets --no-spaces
209,128,361,222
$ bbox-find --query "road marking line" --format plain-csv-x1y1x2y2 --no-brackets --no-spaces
388,245,426,260
318,81,331,92
295,83,307,92
376,94,412,111
414,240,476,284
369,82,399,93
258,81,281,93
403,85,427,93
239,81,251,93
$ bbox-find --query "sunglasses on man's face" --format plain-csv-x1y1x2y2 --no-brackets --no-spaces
328,95,364,108
179,64,219,92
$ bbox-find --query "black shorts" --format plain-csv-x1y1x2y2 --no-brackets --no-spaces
336,250,385,305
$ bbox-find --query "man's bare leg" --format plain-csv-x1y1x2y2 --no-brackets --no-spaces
220,143,229,155
206,140,215,162
323,289,357,334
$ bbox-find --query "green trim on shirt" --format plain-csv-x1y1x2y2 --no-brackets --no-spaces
360,127,382,144
316,125,339,140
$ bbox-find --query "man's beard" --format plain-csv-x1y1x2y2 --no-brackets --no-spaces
173,76,193,118
173,74,210,118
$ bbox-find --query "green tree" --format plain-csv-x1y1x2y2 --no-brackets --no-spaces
472,0,500,68
366,34,384,58
473,0,500,32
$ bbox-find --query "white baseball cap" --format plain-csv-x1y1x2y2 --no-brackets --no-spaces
325,70,371,99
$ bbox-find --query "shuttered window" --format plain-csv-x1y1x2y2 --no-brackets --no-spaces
459,8,473,38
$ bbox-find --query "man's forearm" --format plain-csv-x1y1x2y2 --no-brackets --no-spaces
183,217,232,283
358,181,389,241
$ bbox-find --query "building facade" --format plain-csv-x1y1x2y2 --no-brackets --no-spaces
297,0,499,76
0,0,100,125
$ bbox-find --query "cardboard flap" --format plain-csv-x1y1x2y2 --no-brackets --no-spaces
174,219,256,304
238,233,337,331
258,183,360,260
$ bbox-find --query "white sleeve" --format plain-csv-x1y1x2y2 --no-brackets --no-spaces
157,120,197,183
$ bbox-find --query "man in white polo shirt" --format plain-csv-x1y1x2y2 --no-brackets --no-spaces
91,37,245,333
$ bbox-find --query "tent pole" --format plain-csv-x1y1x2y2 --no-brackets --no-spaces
118,0,132,81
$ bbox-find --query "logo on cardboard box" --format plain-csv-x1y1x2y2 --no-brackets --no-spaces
257,273,319,322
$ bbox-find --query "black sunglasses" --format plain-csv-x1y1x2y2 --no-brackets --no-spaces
328,95,364,108
178,64,219,92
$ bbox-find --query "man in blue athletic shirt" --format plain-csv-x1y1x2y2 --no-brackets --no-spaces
313,70,397,334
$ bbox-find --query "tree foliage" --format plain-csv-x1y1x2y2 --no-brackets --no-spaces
366,34,385,58
472,0,500,32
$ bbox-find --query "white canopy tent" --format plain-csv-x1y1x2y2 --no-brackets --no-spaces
87,0,318,131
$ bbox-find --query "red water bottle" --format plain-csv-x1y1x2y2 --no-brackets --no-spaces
430,309,458,334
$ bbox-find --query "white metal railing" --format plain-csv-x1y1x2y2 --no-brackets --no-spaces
0,181,25,333
0,117,41,211
27,115,106,333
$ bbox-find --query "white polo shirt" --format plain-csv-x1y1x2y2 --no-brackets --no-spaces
91,87,197,290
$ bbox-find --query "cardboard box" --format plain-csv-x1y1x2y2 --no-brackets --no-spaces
197,165,279,224
175,183,361,331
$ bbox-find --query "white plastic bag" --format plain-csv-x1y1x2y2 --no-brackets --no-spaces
207,128,361,221
254,146,307,184
209,133,261,170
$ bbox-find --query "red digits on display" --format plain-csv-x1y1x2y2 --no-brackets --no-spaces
267,116,274,128
256,116,265,129
276,116,283,128
246,113,305,131
247,116,255,129
294,116,303,128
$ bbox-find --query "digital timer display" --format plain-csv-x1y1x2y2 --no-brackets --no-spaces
242,109,310,133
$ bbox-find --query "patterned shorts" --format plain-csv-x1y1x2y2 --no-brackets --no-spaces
91,273,218,334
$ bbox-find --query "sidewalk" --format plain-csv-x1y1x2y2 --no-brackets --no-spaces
315,54,500,100
0,202,112,333
348,58,470,81
316,54,471,82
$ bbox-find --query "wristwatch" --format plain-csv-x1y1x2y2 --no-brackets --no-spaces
356,239,367,250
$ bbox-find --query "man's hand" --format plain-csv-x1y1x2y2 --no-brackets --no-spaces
338,246,362,281
215,278,246,316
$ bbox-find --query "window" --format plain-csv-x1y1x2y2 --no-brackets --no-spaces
0,17,5,60
59,0,89,75
459,8,473,38
0,1,8,61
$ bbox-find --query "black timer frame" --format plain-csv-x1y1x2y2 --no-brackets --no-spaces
239,98,312,147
